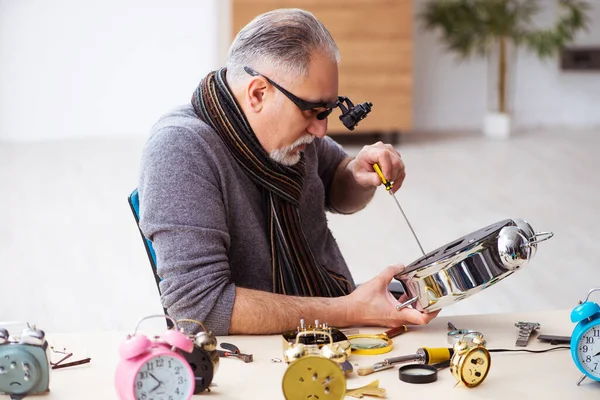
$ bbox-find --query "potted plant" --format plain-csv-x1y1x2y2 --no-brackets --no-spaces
420,0,590,138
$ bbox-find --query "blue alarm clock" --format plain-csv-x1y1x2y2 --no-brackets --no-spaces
570,288,600,385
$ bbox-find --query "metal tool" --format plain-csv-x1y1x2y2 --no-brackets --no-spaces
537,334,571,345
373,163,425,256
217,342,253,363
357,347,454,376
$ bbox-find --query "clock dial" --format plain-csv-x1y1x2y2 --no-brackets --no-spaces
133,355,192,400
460,348,490,387
577,324,600,379
0,351,39,395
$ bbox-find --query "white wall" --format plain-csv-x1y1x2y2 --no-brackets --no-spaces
0,0,229,142
413,1,600,132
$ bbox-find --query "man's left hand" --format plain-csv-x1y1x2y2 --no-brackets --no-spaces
348,141,405,193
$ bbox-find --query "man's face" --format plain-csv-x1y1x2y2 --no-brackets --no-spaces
252,51,339,165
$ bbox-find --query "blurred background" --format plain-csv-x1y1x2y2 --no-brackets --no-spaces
1,0,599,334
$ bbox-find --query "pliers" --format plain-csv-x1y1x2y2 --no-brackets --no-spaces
217,342,253,363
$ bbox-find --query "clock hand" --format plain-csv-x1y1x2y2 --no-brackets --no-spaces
593,351,600,357
149,380,163,393
149,373,161,384
148,373,163,393
150,382,162,393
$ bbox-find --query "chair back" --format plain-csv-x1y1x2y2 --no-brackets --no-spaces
128,189,171,327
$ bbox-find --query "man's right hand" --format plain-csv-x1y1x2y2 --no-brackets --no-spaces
342,264,440,327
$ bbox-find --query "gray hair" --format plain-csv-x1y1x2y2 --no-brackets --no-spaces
226,8,340,85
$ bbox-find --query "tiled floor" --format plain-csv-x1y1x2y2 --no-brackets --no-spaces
1,129,598,333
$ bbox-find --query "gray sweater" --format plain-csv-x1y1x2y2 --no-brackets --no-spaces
138,104,355,335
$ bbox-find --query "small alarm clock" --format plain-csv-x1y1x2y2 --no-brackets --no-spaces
0,324,50,399
115,315,195,400
282,330,348,400
176,318,220,394
449,333,491,388
570,288,600,385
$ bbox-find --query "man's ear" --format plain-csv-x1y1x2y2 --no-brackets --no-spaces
246,77,268,113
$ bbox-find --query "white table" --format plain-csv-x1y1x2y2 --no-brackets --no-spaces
2,309,599,399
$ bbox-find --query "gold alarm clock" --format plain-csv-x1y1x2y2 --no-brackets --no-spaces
281,319,351,360
449,333,491,388
282,331,348,400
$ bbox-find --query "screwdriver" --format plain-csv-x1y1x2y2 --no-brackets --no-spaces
357,347,454,376
373,163,425,257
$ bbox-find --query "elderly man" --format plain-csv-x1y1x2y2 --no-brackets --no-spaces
138,8,439,335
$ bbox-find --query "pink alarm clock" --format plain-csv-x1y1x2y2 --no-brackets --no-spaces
115,315,195,400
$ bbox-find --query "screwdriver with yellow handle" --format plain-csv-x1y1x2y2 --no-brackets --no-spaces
358,346,454,376
373,163,425,256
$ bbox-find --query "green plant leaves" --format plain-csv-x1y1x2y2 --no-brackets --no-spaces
420,0,591,59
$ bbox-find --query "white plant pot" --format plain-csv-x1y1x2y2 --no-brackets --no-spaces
483,112,511,139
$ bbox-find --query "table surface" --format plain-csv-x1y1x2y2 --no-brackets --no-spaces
2,309,599,399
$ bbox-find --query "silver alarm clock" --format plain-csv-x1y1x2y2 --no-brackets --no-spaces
0,324,50,400
394,218,554,312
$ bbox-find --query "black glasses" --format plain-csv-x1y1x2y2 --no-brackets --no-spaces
50,346,91,370
244,66,341,120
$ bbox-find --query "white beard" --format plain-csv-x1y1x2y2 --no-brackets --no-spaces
270,135,314,166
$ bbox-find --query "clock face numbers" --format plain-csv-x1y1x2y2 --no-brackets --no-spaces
577,325,600,379
133,355,191,400
460,348,490,387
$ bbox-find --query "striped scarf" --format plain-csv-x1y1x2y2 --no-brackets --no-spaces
191,68,351,298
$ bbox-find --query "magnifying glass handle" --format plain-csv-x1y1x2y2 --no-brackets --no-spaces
384,325,407,339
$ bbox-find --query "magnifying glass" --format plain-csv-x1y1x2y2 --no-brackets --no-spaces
399,359,450,384
348,325,407,355
348,334,393,355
